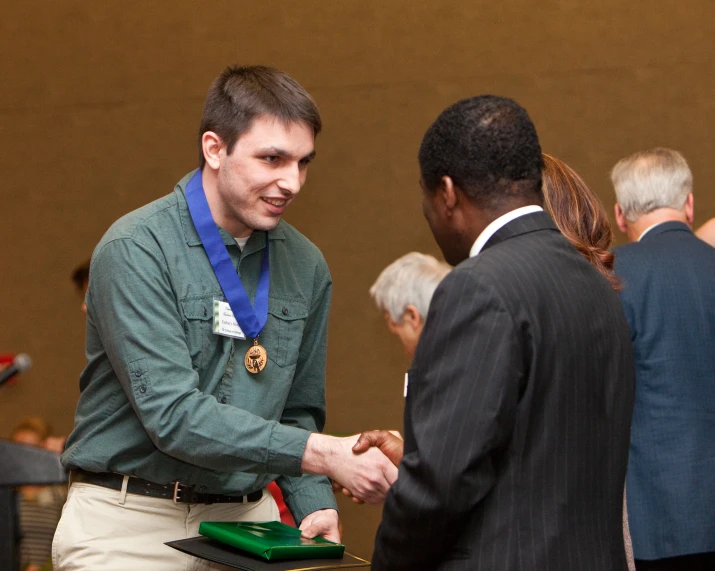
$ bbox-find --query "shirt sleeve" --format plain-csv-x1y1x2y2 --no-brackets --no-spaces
275,256,338,523
89,236,310,476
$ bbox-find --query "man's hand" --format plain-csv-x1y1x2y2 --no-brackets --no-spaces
302,433,398,504
299,508,340,543
352,430,404,466
334,430,405,503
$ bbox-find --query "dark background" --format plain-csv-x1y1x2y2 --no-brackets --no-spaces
2,0,714,557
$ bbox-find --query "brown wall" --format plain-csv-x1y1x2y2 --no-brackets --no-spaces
1,0,714,557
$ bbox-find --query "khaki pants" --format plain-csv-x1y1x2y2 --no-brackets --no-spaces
52,480,279,571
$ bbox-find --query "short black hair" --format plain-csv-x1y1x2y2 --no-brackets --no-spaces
418,95,543,208
198,65,322,169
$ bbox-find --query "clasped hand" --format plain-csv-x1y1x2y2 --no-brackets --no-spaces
333,430,404,504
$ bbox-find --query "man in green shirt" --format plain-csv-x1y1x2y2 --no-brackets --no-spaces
53,65,397,571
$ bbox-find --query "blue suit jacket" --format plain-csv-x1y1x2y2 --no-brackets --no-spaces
614,221,715,559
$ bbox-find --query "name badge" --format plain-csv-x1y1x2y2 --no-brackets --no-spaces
213,299,246,339
404,372,409,397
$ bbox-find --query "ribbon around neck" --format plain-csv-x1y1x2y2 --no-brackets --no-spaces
185,170,269,339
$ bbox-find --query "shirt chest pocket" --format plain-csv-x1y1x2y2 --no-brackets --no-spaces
181,295,219,372
264,298,309,368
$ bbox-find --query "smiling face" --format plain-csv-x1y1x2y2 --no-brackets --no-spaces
203,115,316,238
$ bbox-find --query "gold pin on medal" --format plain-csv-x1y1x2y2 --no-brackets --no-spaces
244,338,267,374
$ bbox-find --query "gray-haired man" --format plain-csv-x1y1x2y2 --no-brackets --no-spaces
612,148,715,571
369,252,451,357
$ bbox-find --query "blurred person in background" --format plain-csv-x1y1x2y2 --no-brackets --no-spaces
611,148,715,571
369,252,451,357
11,417,66,571
70,261,90,314
695,217,715,247
332,253,450,496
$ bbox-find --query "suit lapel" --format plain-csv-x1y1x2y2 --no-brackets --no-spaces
481,211,559,254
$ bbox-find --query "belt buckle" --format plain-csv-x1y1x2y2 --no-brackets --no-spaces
173,482,203,504
173,482,183,503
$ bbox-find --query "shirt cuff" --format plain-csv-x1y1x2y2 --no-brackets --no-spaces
281,478,338,525
266,423,311,477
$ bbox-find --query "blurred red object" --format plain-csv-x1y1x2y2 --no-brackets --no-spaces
0,354,14,365
267,481,295,526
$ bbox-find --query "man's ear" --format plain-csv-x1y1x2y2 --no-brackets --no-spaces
438,175,458,214
201,131,224,171
614,203,629,234
684,193,694,225
403,305,424,330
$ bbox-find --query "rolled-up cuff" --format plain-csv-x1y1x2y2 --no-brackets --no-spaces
266,424,311,477
281,477,338,525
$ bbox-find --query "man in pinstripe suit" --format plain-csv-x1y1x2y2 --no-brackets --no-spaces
370,96,636,570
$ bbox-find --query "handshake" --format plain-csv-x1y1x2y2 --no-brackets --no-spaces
301,430,405,505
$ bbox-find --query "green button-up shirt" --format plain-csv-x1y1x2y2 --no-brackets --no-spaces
62,171,336,522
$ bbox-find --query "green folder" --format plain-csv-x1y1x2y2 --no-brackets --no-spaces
198,521,346,561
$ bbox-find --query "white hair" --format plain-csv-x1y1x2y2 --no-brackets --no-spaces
610,147,693,222
369,252,451,323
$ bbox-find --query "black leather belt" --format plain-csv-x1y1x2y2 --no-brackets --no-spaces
70,469,263,505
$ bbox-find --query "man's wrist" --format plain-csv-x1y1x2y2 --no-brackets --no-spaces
283,482,338,525
301,433,337,478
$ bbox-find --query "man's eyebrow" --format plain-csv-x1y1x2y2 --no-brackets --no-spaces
256,147,316,161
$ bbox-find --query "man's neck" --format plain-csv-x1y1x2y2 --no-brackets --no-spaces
201,168,252,238
627,208,690,242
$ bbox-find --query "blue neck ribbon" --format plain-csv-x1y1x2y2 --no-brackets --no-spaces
185,170,269,339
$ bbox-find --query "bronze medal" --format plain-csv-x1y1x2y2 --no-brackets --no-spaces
244,338,267,374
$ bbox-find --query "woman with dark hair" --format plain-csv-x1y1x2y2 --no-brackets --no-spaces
541,153,633,571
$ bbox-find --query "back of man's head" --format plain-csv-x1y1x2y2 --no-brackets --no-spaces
611,148,692,222
198,65,322,169
418,95,543,210
370,252,451,323
11,416,52,444
72,259,90,293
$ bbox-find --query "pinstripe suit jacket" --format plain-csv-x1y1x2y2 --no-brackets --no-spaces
372,212,635,570
614,222,715,559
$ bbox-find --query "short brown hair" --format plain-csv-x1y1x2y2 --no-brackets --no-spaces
542,154,619,290
11,416,52,441
197,65,322,169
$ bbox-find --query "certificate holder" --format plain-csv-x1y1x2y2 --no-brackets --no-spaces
166,536,370,571
199,521,344,561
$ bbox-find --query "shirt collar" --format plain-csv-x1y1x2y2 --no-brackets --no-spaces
470,205,544,257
